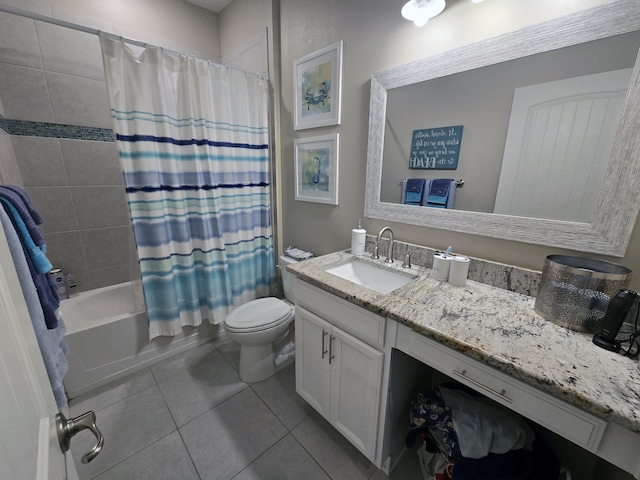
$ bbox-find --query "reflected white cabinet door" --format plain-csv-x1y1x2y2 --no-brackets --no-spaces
494,68,632,222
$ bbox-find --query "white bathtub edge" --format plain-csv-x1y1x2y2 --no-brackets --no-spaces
65,326,223,399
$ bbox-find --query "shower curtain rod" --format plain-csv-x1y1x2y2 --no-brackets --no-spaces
0,4,264,78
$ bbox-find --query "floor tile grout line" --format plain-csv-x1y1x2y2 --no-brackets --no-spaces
228,432,313,480
175,425,204,480
247,380,306,434
149,341,234,429
75,338,388,480
247,380,290,433
80,343,231,480
172,382,286,480
68,368,159,415
287,429,337,480
173,382,249,431
86,430,183,480
245,378,342,480
79,381,180,479
153,368,181,431
148,342,225,385
244,368,379,479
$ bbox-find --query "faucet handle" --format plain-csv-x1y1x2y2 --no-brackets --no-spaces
402,253,411,268
372,245,380,259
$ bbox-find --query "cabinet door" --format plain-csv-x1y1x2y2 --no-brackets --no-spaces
330,326,384,459
295,308,331,418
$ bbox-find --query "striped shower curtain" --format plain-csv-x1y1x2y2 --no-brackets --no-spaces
99,34,275,340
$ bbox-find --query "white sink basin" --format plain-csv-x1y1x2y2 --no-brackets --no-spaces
325,259,416,294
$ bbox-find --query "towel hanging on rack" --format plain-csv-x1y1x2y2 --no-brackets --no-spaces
403,178,427,205
0,198,68,408
426,178,456,209
0,185,60,328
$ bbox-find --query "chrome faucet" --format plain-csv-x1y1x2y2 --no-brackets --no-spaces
372,227,394,263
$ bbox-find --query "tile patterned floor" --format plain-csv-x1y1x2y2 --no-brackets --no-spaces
67,337,422,480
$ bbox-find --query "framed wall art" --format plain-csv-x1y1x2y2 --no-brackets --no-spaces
294,134,339,205
294,41,343,130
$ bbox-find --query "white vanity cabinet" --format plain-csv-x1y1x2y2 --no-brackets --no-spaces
395,324,606,451
294,280,385,462
288,253,640,479
394,323,640,479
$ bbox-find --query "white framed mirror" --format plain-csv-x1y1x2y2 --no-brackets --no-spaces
365,0,640,256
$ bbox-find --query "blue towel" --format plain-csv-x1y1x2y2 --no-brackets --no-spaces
427,178,455,209
404,178,427,205
0,190,59,329
0,207,68,408
0,186,46,249
2,185,43,224
0,198,52,274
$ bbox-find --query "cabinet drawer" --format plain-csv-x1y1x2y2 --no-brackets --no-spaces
295,280,386,347
396,325,606,452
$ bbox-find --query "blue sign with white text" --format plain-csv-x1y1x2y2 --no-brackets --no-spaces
409,125,463,170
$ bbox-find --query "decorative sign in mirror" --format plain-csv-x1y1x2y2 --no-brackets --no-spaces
409,126,463,170
365,0,640,256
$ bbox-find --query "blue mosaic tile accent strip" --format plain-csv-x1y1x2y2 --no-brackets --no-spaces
0,114,8,134
6,119,115,142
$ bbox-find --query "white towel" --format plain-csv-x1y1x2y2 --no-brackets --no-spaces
439,386,535,459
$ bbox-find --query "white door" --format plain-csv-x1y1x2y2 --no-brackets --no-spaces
295,308,331,417
0,227,78,480
494,68,632,221
330,325,383,459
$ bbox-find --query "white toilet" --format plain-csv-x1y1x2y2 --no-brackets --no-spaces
223,254,299,383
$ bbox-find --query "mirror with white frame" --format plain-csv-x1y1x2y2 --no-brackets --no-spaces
365,1,640,256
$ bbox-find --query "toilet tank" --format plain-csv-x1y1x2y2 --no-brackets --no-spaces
279,255,298,302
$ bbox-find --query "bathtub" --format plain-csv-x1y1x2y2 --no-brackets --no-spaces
61,282,221,398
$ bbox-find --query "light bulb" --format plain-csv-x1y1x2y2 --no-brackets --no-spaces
401,0,446,27
401,0,419,21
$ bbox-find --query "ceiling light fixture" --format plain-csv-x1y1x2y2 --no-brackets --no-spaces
401,0,446,27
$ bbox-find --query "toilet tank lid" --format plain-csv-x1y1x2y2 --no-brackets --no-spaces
279,254,298,265
225,297,293,329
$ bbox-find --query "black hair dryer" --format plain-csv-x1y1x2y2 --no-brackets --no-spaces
593,288,639,352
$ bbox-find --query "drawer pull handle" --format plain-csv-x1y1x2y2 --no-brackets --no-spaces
329,335,335,364
321,330,328,359
452,369,513,403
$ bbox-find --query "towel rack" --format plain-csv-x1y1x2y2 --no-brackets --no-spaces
398,179,464,187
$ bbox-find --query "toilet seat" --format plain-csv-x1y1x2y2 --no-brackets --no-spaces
224,297,294,333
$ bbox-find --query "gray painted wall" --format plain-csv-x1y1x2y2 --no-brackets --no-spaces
277,0,640,292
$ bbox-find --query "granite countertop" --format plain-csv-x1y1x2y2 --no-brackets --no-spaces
287,251,640,434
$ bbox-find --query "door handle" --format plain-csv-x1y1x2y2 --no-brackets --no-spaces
329,335,335,364
321,330,328,359
452,369,513,403
56,411,104,464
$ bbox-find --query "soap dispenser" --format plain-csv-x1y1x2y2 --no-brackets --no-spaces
351,219,366,255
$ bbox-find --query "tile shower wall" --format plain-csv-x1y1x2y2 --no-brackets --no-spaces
0,11,136,292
